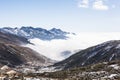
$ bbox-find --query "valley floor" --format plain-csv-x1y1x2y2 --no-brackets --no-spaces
0,60,120,80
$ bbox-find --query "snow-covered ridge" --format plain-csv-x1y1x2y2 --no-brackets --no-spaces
0,27,74,40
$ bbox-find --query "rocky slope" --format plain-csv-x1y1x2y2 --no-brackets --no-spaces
54,40,120,69
42,60,120,80
0,31,54,67
0,31,29,45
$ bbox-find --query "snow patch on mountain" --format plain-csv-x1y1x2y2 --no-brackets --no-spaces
116,44,120,49
104,46,112,50
109,54,115,61
87,52,98,59
109,64,120,70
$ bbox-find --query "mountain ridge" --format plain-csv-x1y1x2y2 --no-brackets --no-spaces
0,31,54,68
54,40,120,69
0,26,73,40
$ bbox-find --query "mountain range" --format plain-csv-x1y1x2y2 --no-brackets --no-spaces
0,26,120,78
0,27,72,40
0,30,54,68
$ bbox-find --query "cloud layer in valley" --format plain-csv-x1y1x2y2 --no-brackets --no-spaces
26,32,120,61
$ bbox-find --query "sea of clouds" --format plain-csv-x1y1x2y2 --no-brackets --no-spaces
25,32,120,61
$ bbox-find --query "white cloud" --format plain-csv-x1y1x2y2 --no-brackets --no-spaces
25,32,120,61
78,0,111,10
78,0,89,8
92,0,109,10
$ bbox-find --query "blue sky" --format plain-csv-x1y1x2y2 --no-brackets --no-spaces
0,0,120,33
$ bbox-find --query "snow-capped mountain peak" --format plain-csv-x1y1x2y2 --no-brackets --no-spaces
0,27,72,40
